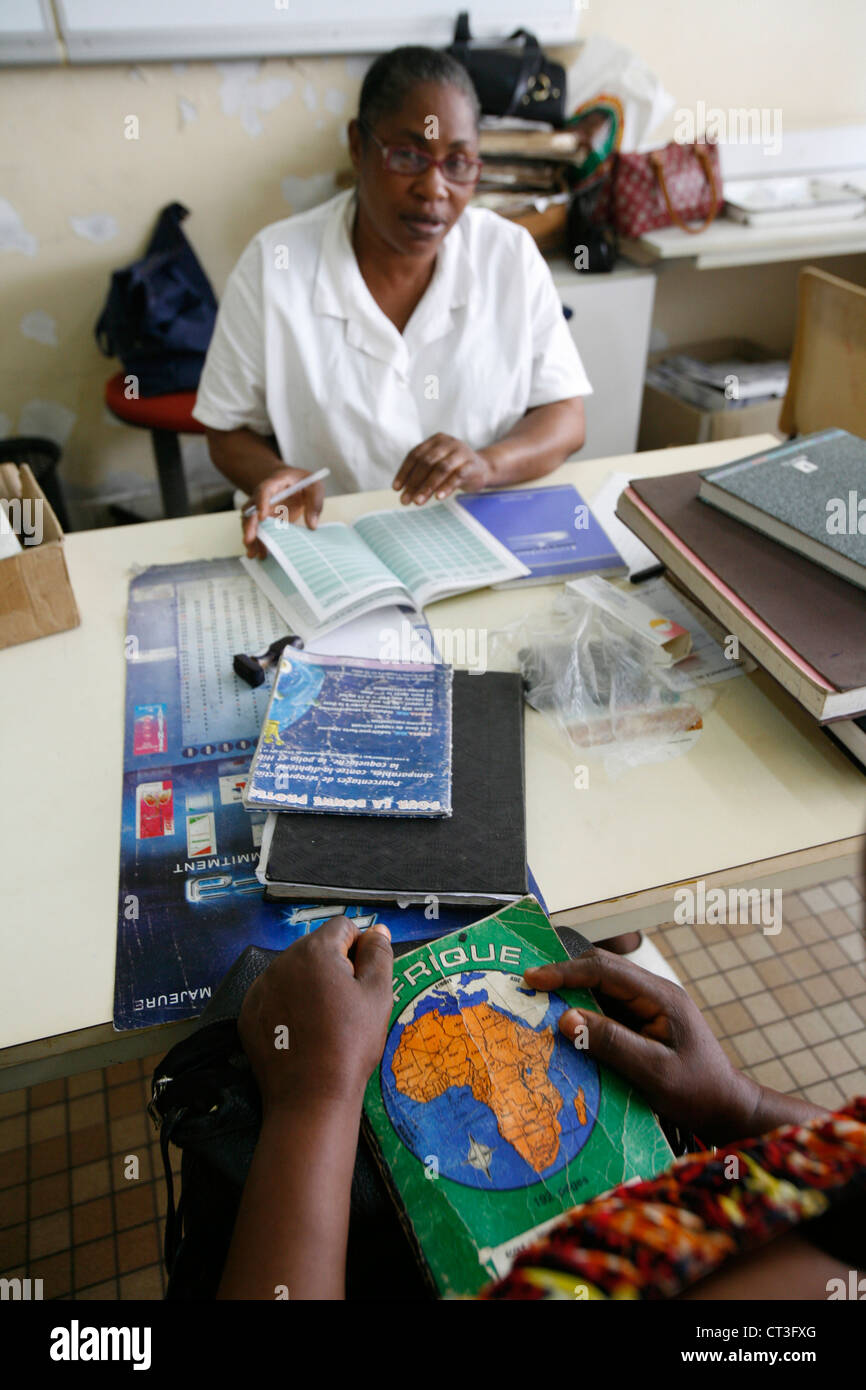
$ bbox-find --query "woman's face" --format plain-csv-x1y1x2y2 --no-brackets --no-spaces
349,80,480,259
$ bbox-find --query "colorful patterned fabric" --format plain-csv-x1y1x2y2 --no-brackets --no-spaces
478,1099,866,1300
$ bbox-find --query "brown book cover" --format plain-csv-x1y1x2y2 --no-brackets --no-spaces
624,470,866,696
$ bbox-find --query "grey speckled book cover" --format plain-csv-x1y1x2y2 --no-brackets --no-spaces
700,428,866,574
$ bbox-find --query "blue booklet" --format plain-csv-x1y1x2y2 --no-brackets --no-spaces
244,649,453,817
457,483,624,586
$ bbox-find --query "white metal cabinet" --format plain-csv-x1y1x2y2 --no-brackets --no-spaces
548,258,656,460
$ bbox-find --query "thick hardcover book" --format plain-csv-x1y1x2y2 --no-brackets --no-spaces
617,469,866,721
363,896,674,1297
700,429,866,590
458,483,624,587
261,670,527,904
243,650,452,817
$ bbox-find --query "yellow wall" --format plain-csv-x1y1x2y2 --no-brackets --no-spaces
581,0,866,136
1,56,361,513
1,3,864,516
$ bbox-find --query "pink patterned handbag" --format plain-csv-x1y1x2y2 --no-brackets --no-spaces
612,141,722,238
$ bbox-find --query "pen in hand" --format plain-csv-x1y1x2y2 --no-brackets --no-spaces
241,468,330,519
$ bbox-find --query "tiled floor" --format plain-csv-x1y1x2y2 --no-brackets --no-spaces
0,1052,179,1300
653,875,866,1109
1,873,864,1300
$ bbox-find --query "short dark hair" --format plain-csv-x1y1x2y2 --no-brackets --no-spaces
358,46,481,133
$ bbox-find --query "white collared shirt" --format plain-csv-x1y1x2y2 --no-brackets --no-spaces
193,189,592,495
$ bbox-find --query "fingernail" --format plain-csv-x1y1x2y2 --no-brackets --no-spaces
371,923,391,940
561,1008,584,1036
436,490,447,499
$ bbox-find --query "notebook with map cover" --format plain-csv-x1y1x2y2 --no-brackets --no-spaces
363,896,673,1297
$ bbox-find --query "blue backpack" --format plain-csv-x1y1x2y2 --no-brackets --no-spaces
95,202,217,397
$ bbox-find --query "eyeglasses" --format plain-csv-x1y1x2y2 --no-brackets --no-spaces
360,122,483,186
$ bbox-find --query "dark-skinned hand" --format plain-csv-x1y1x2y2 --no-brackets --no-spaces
392,433,493,506
242,465,326,558
238,916,394,1115
524,948,761,1145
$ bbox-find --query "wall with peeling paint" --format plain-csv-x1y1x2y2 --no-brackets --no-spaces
0,56,361,522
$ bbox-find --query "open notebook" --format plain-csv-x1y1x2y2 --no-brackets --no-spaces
241,499,529,642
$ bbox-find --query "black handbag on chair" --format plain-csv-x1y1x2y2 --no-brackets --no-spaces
447,11,568,126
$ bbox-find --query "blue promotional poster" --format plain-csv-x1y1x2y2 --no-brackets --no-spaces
244,649,453,816
115,559,482,1032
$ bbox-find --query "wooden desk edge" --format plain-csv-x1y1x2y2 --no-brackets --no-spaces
2,832,860,1093
552,834,865,938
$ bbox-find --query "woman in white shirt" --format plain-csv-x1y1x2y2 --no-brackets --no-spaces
193,45,592,557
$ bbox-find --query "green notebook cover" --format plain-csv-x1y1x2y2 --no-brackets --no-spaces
363,897,674,1297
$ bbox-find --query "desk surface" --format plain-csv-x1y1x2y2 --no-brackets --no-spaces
621,215,866,271
1,435,864,1070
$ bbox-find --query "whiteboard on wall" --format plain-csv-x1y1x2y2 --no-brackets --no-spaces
54,1,582,63
0,0,62,63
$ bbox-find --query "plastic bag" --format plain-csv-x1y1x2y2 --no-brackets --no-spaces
493,587,714,779
564,35,675,152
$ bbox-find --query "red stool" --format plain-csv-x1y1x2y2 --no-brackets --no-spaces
105,371,206,518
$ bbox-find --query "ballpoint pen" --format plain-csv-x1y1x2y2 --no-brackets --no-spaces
241,467,330,518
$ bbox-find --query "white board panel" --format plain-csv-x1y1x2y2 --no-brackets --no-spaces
0,0,62,64
55,0,581,63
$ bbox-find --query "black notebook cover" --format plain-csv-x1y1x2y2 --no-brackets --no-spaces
263,670,527,904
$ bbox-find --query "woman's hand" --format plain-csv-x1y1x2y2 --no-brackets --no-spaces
392,433,493,506
219,917,393,1300
242,465,326,558
524,949,763,1145
238,915,394,1117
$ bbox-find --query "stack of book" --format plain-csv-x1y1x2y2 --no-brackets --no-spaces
240,485,627,905
616,428,866,766
246,649,530,909
472,120,586,252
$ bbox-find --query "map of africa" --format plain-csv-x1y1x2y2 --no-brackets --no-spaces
381,971,600,1190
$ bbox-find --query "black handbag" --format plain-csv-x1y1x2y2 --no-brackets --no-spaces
447,11,567,127
95,202,217,397
149,944,432,1301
